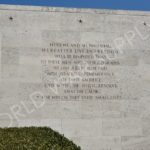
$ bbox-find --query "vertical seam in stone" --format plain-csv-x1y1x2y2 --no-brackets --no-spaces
0,34,1,82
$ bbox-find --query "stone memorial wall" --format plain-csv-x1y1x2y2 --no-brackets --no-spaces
0,5,150,150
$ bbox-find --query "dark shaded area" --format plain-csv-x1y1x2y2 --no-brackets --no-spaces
9,16,13,21
0,127,81,150
143,22,147,26
78,19,83,24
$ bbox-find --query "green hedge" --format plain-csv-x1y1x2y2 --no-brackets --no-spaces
0,127,81,150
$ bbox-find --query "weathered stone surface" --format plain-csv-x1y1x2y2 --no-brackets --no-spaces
0,4,150,150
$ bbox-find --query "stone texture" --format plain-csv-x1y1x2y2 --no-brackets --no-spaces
0,4,150,150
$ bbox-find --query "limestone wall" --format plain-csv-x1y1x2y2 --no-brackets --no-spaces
0,5,150,150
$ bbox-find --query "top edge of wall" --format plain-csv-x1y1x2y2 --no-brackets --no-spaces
0,4,150,16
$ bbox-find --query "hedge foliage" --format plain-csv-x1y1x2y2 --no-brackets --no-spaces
0,127,81,150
